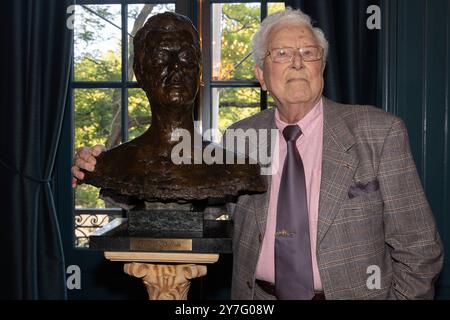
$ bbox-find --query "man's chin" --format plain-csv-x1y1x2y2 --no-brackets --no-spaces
284,93,314,105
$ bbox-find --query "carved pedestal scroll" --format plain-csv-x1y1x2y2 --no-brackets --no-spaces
124,263,206,300
105,252,219,300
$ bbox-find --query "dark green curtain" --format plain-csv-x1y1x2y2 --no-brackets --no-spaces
0,0,73,299
285,0,381,106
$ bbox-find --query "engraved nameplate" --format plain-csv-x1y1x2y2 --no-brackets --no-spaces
130,238,192,251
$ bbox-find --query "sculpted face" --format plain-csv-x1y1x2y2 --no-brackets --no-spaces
255,23,325,113
146,31,200,108
134,13,201,110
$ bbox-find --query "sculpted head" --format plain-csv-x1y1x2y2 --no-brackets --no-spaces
133,12,201,112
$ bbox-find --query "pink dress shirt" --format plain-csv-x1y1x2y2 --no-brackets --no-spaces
255,98,324,291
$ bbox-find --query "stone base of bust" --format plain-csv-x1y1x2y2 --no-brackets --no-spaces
128,209,204,236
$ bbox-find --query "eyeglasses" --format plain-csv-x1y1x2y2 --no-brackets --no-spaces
265,46,323,63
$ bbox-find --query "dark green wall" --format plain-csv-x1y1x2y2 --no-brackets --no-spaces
382,0,450,299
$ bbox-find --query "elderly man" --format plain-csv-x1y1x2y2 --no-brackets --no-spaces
72,8,443,300
227,8,443,300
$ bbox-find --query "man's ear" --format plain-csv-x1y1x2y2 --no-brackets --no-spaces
254,66,267,91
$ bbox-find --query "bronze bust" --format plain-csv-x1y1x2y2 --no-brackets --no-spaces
82,12,266,203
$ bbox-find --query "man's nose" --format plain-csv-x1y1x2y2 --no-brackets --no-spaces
291,50,304,69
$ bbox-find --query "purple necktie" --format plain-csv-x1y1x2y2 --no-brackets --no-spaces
275,125,314,300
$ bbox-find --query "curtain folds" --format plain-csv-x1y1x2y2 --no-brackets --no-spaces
0,0,73,299
285,0,381,106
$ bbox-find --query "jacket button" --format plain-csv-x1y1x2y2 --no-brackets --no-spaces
246,281,253,289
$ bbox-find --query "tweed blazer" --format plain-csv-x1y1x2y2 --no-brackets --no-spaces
228,98,443,300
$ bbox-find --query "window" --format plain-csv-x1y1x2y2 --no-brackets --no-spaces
71,0,285,247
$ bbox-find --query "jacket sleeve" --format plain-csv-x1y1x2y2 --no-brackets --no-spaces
379,117,444,299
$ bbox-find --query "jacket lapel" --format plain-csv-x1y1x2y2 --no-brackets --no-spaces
253,110,276,236
317,98,358,246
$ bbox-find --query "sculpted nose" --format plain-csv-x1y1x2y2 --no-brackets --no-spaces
167,51,182,71
170,59,181,72
173,59,181,70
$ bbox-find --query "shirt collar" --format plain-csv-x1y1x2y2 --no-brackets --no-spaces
275,98,323,138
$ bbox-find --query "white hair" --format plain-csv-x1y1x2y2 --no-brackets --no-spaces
252,7,329,67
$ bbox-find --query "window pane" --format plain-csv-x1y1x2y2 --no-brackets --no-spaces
214,87,260,137
212,3,260,81
74,88,123,210
268,2,285,15
74,88,122,150
128,4,176,82
128,88,151,140
74,5,121,82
